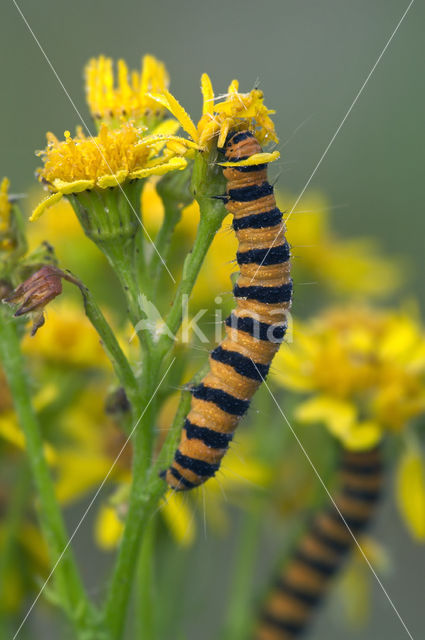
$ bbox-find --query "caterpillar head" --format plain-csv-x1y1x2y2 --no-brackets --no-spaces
224,130,262,160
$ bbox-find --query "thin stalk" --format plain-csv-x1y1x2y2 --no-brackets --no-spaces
137,516,157,640
63,272,138,400
157,201,225,357
104,370,199,638
0,307,95,631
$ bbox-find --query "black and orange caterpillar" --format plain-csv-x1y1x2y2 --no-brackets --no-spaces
163,130,292,490
256,446,383,640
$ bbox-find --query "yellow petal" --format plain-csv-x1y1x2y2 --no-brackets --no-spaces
296,395,355,434
150,118,181,137
219,151,280,166
201,73,214,115
0,414,56,464
94,504,124,550
30,192,63,221
148,90,198,142
161,490,196,547
96,169,129,189
129,156,187,179
52,178,95,195
396,449,425,541
342,421,382,451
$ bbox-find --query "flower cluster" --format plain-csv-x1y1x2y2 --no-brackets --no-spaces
273,305,425,449
85,55,170,129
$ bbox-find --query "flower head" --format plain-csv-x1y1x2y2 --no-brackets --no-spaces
149,73,280,161
31,122,187,221
273,306,425,449
85,54,171,129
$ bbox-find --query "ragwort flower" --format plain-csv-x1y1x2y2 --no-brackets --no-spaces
85,54,172,130
272,305,425,450
149,73,280,163
31,122,187,226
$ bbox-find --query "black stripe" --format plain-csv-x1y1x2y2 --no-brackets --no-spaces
192,383,250,416
237,243,290,266
274,578,321,607
210,345,269,381
228,182,273,202
261,613,304,636
310,522,351,554
295,549,338,577
327,507,369,532
226,313,287,343
226,131,253,146
342,484,381,503
184,419,233,449
342,460,382,475
174,450,219,478
233,207,282,231
168,466,198,489
232,163,267,173
233,282,292,303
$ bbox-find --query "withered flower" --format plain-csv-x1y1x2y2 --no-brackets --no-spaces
3,265,63,335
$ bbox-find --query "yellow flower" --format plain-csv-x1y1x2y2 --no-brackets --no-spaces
31,122,187,220
0,177,11,234
85,54,171,129
282,191,400,298
22,300,112,369
149,72,280,158
396,447,425,541
273,306,425,449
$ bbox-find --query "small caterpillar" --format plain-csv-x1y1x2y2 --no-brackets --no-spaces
256,447,383,640
163,130,292,490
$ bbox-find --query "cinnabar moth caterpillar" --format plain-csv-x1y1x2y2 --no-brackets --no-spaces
256,446,383,640
163,130,292,490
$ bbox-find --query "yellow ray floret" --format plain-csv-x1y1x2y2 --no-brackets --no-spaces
0,177,11,233
31,122,187,220
149,72,278,151
85,54,170,124
273,306,425,449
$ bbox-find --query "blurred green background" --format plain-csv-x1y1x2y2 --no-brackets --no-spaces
1,1,424,638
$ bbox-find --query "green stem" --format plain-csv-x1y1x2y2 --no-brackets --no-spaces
0,464,30,613
157,200,225,358
137,516,157,640
149,198,182,290
221,506,264,640
63,272,138,401
0,306,95,631
104,370,198,638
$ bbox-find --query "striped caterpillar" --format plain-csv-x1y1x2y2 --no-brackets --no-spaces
163,130,292,490
256,447,383,640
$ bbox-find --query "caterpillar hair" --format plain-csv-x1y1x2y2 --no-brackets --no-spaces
162,130,292,491
256,446,383,640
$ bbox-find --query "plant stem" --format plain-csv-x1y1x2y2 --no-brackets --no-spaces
0,306,95,631
64,272,138,399
157,200,225,357
104,371,197,638
137,516,157,640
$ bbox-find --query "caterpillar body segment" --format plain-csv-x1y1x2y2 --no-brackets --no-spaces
163,130,292,491
256,447,383,640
